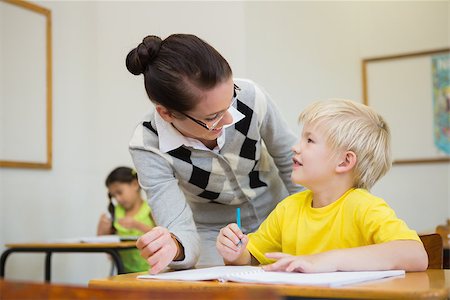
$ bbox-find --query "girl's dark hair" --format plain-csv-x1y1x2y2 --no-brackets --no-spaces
105,166,137,187
105,166,138,233
125,34,232,112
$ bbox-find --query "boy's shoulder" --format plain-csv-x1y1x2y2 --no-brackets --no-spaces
277,189,312,209
275,189,390,213
344,188,388,210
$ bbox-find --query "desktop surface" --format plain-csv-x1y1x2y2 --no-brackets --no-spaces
4,241,137,249
89,269,450,299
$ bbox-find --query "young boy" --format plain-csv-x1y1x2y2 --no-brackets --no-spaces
216,99,428,272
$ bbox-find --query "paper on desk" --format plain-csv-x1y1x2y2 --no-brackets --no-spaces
223,269,406,287
138,266,262,281
52,235,138,243
138,266,405,287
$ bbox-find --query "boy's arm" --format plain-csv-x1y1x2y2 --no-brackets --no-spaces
264,240,428,273
333,240,428,271
225,251,260,266
224,248,252,266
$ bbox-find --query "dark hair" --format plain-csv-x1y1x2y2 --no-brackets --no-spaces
125,34,232,112
105,166,137,187
105,166,138,232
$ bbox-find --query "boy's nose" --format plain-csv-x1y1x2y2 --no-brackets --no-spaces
291,144,301,154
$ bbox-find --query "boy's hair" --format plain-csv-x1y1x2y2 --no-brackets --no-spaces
299,99,392,190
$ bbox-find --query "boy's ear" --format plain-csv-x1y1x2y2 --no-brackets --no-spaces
336,151,357,173
156,104,175,123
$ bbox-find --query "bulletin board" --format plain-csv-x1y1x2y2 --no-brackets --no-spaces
0,0,52,169
362,48,450,165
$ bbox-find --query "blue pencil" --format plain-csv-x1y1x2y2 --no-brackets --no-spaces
236,208,242,246
236,207,241,229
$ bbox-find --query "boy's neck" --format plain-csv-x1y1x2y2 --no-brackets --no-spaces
311,180,354,208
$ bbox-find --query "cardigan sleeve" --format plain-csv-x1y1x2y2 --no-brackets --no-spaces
129,147,200,269
254,83,303,195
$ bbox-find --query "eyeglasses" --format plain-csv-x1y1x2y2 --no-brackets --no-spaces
180,84,240,131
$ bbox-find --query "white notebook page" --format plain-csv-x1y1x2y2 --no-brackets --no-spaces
138,266,263,281
138,266,405,287
223,269,406,287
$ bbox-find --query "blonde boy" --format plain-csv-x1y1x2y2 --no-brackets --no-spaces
216,99,428,272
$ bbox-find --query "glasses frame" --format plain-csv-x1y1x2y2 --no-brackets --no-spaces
180,84,240,131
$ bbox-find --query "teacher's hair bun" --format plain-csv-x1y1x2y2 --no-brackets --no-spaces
126,35,162,75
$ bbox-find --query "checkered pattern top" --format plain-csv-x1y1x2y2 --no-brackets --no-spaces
129,79,302,268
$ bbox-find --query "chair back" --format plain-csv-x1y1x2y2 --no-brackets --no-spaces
419,233,443,269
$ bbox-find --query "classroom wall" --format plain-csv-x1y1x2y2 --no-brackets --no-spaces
0,1,448,285
241,1,450,231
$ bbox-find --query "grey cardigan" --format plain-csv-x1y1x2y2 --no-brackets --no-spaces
129,79,302,269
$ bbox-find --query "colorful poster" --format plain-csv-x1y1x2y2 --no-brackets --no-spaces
431,53,450,155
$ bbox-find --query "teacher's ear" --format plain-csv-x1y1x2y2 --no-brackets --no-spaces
156,104,176,123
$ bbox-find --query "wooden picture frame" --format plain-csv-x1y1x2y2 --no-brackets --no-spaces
362,48,450,165
0,0,52,169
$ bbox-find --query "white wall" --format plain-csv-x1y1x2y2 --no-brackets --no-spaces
241,1,449,231
0,1,448,285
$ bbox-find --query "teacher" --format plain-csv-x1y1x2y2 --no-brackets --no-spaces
126,33,302,274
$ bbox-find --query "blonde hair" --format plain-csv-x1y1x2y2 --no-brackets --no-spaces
299,99,392,190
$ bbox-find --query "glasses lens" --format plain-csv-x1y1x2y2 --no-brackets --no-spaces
208,113,225,131
208,97,237,131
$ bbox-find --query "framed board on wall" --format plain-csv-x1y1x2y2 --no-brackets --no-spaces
362,48,450,165
0,0,52,169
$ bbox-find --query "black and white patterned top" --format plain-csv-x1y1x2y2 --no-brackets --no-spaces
129,79,302,268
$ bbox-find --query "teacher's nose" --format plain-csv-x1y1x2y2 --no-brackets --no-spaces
220,110,234,127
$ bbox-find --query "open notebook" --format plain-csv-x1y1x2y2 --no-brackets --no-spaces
137,266,405,287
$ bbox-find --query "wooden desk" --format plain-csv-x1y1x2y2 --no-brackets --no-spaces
0,241,136,282
89,269,450,299
1,279,280,300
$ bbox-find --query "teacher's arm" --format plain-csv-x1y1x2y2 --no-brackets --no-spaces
256,84,302,195
130,147,200,273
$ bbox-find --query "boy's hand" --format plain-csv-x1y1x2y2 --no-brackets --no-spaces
263,252,338,273
216,223,249,263
136,226,179,274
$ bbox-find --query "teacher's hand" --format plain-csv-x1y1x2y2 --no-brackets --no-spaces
136,226,180,274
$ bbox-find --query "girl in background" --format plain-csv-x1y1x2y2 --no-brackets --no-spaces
97,166,155,273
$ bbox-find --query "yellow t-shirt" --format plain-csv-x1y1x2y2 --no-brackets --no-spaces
114,201,155,273
247,188,420,265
